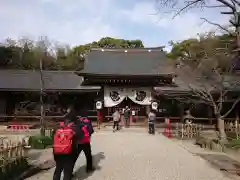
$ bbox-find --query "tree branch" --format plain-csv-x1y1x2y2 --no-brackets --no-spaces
232,0,240,7
173,0,202,18
200,18,234,35
204,5,227,8
216,0,236,11
222,97,240,117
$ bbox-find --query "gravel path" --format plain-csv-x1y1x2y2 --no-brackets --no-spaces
26,131,231,180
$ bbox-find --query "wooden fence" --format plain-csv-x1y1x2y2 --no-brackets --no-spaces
175,123,203,139
174,119,240,139
0,138,29,168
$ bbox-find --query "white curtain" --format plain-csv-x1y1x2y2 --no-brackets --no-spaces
127,88,152,105
104,86,152,107
104,87,126,107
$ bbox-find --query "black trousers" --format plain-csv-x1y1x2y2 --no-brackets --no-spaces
113,121,119,130
148,123,155,134
74,143,93,170
53,154,75,180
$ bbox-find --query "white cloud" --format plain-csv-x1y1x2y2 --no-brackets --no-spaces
0,0,231,48
122,1,230,42
121,2,160,25
0,0,118,46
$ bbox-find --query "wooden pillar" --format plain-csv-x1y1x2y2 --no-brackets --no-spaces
235,109,239,138
97,110,102,129
6,92,14,122
146,105,150,115
179,103,184,123
207,105,213,125
0,92,7,121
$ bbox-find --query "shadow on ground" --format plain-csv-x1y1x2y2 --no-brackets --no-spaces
198,153,240,176
72,152,105,180
18,150,55,180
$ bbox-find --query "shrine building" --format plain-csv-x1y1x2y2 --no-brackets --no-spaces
0,47,238,125
76,47,176,122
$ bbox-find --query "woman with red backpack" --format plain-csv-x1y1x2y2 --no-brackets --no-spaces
52,106,84,180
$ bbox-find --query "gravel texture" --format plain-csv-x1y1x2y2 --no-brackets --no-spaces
26,131,231,180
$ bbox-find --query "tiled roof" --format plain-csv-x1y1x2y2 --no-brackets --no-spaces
154,74,240,93
78,48,174,76
0,70,100,91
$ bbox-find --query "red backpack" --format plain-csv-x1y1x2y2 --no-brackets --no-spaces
53,122,75,155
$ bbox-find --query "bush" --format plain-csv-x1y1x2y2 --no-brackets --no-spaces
29,135,53,149
0,158,29,180
225,138,240,149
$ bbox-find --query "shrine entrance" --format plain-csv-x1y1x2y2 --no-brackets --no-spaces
102,86,153,123
106,98,146,116
104,97,148,124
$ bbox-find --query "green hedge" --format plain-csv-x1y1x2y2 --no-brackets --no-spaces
0,158,29,180
29,135,53,149
225,138,240,149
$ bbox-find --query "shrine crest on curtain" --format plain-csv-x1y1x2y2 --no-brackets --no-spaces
104,86,152,107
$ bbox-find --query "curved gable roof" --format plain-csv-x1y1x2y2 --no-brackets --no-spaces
79,48,174,76
0,70,100,91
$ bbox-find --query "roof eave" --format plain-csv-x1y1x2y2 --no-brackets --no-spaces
76,72,174,78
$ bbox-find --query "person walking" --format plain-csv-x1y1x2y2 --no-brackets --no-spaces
73,109,95,173
52,106,83,180
148,110,156,134
112,109,120,132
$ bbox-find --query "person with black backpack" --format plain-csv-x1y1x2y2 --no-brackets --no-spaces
52,106,84,180
72,108,95,174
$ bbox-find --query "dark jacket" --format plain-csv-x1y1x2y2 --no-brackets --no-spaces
63,119,84,140
80,117,94,136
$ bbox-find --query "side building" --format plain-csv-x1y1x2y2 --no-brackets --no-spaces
0,70,100,123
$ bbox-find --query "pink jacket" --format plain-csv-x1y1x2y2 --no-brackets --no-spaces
78,118,90,144
78,128,90,143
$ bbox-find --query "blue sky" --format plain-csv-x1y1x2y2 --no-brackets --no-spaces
0,0,229,50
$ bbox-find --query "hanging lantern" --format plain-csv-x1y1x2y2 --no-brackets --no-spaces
96,101,102,110
151,101,158,110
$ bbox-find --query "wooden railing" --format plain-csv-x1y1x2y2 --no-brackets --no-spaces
175,123,203,139
0,115,237,121
174,118,240,139
0,138,29,168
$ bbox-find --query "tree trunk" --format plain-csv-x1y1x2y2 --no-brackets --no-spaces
236,25,240,52
236,111,239,139
217,116,227,140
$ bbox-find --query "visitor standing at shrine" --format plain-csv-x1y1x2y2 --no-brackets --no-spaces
112,109,121,131
123,106,131,127
148,110,156,134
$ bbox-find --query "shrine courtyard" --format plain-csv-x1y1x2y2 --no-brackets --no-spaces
25,130,231,180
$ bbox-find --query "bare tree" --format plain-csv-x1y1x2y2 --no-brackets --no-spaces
35,36,56,136
154,0,240,140
155,0,240,53
168,32,240,140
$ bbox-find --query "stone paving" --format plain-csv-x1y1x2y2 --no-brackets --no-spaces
26,130,232,180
